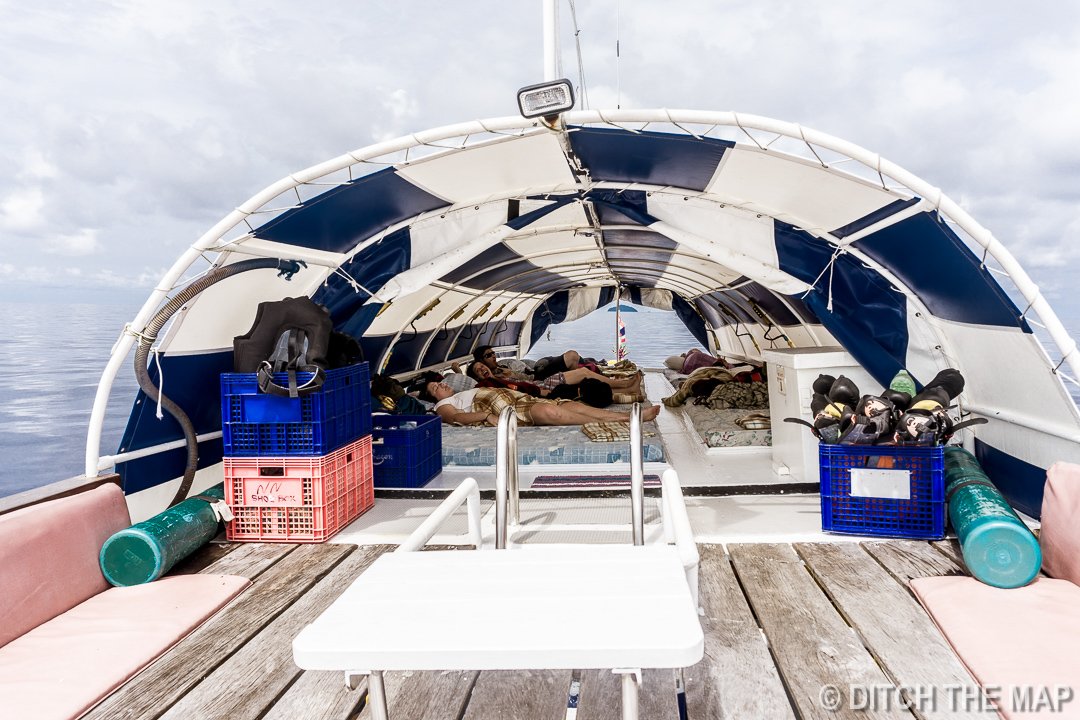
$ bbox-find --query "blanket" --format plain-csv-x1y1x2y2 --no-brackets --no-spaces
581,421,658,442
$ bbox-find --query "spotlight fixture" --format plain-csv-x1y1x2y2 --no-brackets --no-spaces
517,79,575,121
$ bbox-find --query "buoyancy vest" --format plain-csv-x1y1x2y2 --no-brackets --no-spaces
233,297,333,398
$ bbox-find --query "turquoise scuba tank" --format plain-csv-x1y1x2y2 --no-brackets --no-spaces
944,447,1041,588
99,484,227,587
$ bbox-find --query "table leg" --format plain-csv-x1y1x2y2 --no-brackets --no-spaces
368,670,390,720
618,670,640,720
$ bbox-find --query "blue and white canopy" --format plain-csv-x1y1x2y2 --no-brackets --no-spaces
88,110,1080,519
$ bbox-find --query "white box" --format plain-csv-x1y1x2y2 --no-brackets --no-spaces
762,347,883,483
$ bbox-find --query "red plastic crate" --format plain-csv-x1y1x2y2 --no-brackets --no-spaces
223,436,374,542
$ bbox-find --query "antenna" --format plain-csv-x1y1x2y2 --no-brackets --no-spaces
567,0,590,109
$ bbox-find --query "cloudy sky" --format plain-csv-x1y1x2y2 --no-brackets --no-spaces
2,0,1079,315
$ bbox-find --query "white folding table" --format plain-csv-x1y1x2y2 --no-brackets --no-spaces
293,543,704,720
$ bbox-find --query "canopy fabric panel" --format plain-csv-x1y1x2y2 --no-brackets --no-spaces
114,118,1080,513
254,169,449,253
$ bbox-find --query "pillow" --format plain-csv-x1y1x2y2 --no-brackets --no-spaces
501,358,531,374
442,373,477,392
1040,461,1080,586
664,355,684,371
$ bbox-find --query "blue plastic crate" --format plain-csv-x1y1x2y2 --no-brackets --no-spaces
221,362,371,457
371,415,442,488
819,444,946,539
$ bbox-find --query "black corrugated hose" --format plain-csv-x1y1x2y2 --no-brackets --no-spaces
133,258,305,507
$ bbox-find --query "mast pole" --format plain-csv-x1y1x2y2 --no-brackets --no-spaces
615,285,622,361
543,0,558,81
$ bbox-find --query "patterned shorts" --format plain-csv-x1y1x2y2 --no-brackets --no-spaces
471,388,568,425
533,372,567,392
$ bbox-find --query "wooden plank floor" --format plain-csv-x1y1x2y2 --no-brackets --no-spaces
89,537,979,720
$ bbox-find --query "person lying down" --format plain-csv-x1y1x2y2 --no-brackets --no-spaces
467,360,643,397
420,381,661,427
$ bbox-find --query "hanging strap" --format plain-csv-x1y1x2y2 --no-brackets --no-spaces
783,417,822,439
257,329,326,398
187,494,235,522
153,348,165,419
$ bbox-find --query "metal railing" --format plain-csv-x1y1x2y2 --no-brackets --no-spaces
629,403,645,546
494,406,520,549
491,402,650,549
396,477,484,553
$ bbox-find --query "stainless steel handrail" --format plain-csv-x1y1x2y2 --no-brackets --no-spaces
630,402,645,546
495,405,519,549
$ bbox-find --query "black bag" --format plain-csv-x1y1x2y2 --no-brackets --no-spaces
327,331,363,370
371,373,406,402
233,297,333,398
548,378,613,408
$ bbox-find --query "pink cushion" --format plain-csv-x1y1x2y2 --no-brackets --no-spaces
912,575,1080,719
1040,462,1080,586
0,484,130,648
0,573,249,720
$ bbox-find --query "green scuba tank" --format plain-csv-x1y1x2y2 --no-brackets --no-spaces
890,369,917,397
944,447,1040,588
99,484,227,587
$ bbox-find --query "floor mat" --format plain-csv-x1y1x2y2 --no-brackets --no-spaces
530,474,662,489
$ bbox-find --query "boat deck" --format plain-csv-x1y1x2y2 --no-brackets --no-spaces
86,537,980,720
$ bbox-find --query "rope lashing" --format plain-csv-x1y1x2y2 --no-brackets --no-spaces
333,268,382,299
122,322,158,347
153,348,165,420
801,244,848,313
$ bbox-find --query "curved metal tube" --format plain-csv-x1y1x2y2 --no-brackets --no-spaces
132,257,302,507
397,477,483,552
630,403,645,546
88,108,1080,488
495,406,519,549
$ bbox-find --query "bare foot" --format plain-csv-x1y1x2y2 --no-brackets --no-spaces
642,405,661,422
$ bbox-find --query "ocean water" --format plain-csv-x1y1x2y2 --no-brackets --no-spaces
1,300,1077,499
525,306,706,367
0,303,141,498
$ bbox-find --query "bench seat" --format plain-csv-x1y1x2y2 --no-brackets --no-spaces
0,483,250,720
0,573,249,720
912,576,1080,718
912,461,1080,719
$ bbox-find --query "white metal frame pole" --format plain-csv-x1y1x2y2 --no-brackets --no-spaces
85,108,1080,480
543,0,558,81
630,403,645,546
495,406,519,548
615,285,622,360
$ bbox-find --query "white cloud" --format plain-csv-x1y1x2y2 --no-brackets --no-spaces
18,148,58,179
0,0,1077,313
21,266,57,284
47,228,101,256
0,188,45,230
371,89,420,142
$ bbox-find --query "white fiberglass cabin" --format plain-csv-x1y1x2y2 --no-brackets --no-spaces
85,109,1080,523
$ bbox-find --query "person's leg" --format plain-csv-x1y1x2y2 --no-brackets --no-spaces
529,402,660,425
564,401,659,422
527,402,599,426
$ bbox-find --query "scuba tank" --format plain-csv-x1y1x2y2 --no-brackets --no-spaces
99,484,231,587
944,447,1041,588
